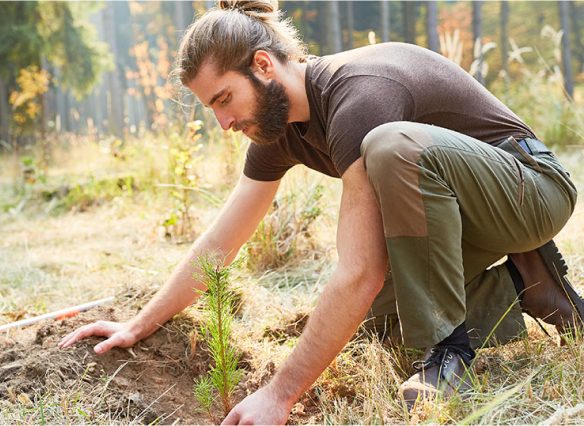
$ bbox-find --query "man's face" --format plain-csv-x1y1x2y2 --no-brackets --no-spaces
188,62,290,145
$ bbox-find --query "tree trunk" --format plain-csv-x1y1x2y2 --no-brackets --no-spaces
326,1,342,54
501,1,510,97
54,68,66,133
175,1,192,37
346,1,354,50
0,76,9,146
103,1,125,137
559,1,574,98
40,57,50,136
569,1,584,74
426,1,439,52
63,87,71,133
473,1,484,85
301,1,309,45
316,2,326,56
403,1,416,44
381,1,390,43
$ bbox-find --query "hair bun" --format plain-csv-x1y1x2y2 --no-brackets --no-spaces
218,0,278,15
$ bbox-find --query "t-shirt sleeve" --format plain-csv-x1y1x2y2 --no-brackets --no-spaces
243,136,299,181
325,75,416,176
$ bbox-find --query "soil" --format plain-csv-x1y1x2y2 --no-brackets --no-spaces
0,305,269,425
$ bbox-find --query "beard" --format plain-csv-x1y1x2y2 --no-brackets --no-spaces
234,70,290,146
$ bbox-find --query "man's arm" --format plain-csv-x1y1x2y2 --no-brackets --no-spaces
222,158,389,425
59,174,280,353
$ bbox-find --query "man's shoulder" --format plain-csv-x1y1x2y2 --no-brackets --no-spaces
317,43,433,70
309,43,442,91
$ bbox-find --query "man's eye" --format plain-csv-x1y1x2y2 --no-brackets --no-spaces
221,95,231,105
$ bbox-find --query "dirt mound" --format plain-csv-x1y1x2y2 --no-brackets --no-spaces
0,305,259,424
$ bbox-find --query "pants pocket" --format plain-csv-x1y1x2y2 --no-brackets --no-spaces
511,157,525,207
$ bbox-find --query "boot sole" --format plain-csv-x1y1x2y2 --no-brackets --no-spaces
537,239,584,325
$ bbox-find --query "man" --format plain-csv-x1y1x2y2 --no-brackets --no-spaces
59,1,584,423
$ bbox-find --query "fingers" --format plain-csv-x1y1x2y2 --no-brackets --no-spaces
93,334,126,354
221,408,241,425
58,321,117,349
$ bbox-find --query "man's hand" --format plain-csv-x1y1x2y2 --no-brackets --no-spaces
56,175,280,354
58,321,139,354
223,159,388,417
221,385,294,425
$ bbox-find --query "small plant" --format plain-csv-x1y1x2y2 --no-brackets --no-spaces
161,121,205,242
245,182,325,272
192,254,244,422
20,155,45,185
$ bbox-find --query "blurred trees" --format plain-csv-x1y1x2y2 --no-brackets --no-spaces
0,2,111,144
381,1,390,43
473,1,484,85
403,1,417,44
559,1,574,97
500,1,509,95
570,2,584,74
426,1,439,53
324,1,342,54
344,1,355,50
1,1,584,146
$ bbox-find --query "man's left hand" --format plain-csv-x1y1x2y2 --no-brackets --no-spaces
221,385,293,425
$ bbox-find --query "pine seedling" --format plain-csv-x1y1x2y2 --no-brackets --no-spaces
192,254,244,419
193,375,217,423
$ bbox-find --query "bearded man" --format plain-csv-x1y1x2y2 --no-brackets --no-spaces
60,1,584,424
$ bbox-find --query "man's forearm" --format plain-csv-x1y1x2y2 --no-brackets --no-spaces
129,232,238,340
268,268,383,404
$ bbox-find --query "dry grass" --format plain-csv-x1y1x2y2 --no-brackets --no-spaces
1,138,584,425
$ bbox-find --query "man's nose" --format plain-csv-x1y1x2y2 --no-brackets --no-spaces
215,111,235,131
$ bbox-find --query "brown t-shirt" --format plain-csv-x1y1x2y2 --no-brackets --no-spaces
243,42,536,181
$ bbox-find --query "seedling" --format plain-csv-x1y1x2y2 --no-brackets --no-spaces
192,253,244,422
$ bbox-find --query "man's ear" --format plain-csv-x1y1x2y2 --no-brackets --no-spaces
250,50,275,80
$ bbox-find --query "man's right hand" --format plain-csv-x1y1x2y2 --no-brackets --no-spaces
58,321,140,354
57,175,280,355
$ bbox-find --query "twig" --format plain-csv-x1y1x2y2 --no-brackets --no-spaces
132,383,177,424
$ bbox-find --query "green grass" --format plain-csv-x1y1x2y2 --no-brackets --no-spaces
1,124,583,425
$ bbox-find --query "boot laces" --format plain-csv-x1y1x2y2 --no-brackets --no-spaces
412,346,474,372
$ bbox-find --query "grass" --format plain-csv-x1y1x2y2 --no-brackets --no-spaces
1,126,584,425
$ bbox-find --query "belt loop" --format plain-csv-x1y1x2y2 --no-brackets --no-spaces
506,136,543,173
524,138,539,155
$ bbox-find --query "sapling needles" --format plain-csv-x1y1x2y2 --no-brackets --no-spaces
192,254,243,421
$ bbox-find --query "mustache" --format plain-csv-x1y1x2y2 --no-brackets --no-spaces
232,120,255,132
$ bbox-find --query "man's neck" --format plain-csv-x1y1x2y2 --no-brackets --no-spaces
283,61,310,124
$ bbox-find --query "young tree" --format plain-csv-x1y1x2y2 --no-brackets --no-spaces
559,0,574,98
473,1,484,85
426,1,439,53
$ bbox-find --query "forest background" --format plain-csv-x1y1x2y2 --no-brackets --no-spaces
1,1,584,148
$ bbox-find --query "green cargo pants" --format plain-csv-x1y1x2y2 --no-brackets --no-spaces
361,122,577,349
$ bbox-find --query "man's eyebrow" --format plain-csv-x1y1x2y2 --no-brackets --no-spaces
207,87,229,107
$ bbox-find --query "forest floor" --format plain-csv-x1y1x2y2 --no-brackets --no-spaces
1,140,584,425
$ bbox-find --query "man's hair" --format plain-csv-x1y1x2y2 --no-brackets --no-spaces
173,0,307,87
